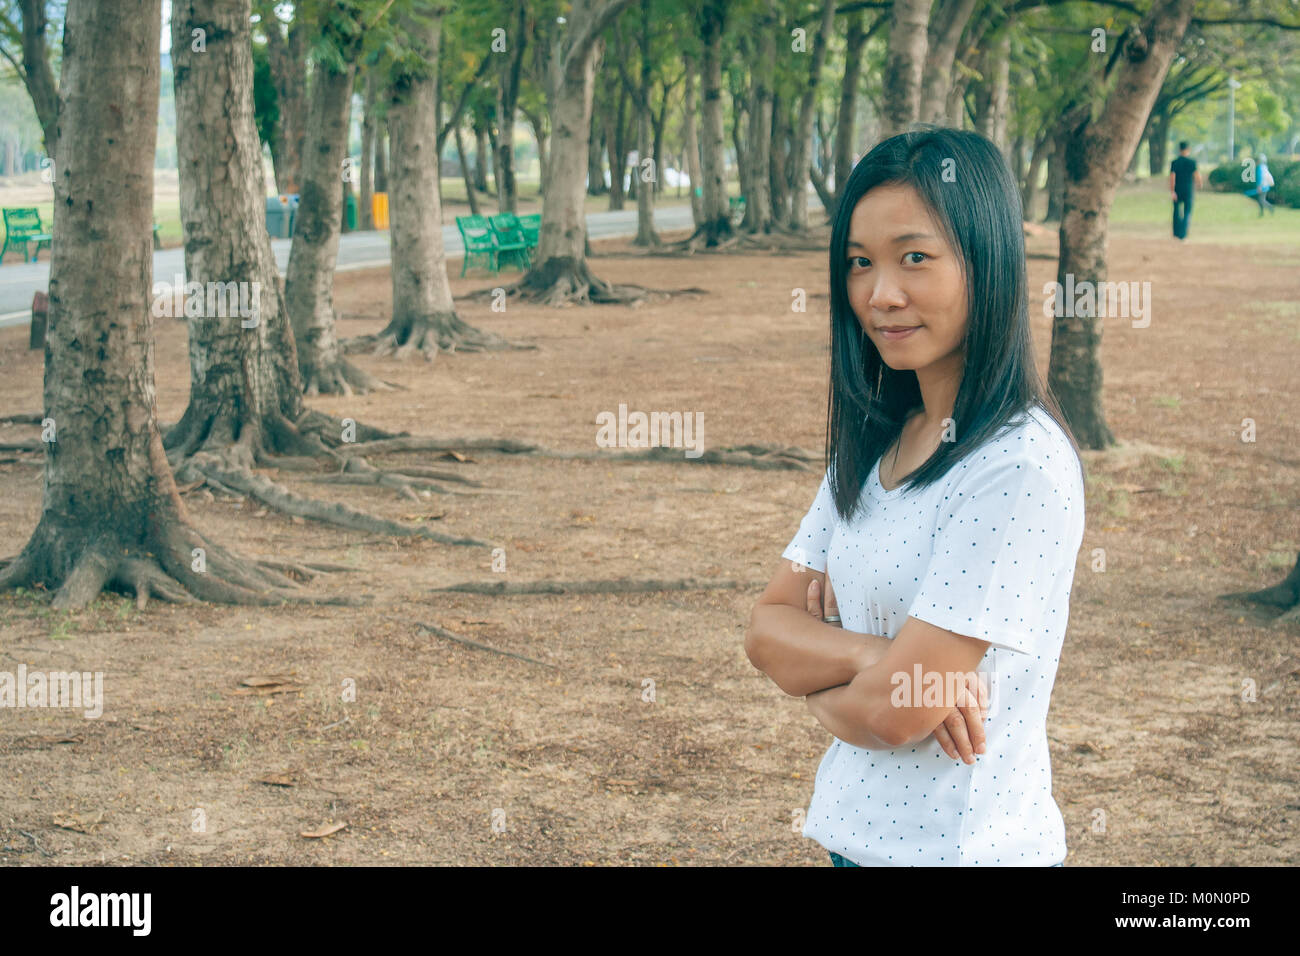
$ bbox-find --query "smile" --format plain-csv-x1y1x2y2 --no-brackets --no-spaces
878,326,920,340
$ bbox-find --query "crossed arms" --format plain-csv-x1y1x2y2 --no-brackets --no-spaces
744,559,990,760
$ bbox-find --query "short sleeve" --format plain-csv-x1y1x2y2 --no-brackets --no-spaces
908,452,1083,655
780,470,836,573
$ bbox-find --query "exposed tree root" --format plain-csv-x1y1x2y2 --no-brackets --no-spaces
416,621,557,668
342,309,534,361
431,576,766,596
0,518,368,611
173,446,491,546
652,226,828,256
336,436,817,471
301,356,399,397
1220,551,1300,625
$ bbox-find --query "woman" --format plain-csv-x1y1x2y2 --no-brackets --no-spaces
744,126,1085,867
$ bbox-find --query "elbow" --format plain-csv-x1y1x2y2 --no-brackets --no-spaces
743,607,766,671
864,701,921,749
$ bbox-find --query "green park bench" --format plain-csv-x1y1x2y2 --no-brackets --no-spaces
488,213,531,272
518,213,541,250
2,207,52,263
456,214,500,276
729,195,746,222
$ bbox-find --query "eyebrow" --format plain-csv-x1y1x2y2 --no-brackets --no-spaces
847,233,936,249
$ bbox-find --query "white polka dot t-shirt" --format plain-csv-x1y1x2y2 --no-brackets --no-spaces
781,404,1085,866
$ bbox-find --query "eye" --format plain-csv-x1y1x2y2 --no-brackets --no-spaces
848,256,871,271
904,251,929,264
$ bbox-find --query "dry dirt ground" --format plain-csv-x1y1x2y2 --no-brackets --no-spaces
0,211,1297,866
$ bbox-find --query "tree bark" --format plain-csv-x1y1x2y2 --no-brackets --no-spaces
919,0,977,124
833,9,868,207
15,0,59,154
456,123,481,216
513,0,642,305
681,53,704,226
0,0,332,610
1147,107,1171,176
284,47,376,395
1045,132,1065,221
495,0,527,214
786,0,835,231
473,122,490,193
374,121,388,193
374,6,507,351
1049,0,1196,450
606,82,628,210
974,22,1011,154
263,8,308,194
359,69,376,229
696,0,732,245
632,0,659,246
1021,128,1050,220
881,0,932,136
742,6,776,234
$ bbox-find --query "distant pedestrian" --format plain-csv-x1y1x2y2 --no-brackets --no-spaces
1169,142,1202,240
1245,155,1276,216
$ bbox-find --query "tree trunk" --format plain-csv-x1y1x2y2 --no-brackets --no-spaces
786,0,835,231
769,92,789,225
1045,133,1065,221
495,0,527,214
1021,129,1050,220
374,121,388,193
522,105,549,196
919,0,977,124
0,0,328,611
1147,108,1171,177
632,0,658,245
515,0,641,305
265,11,308,194
606,84,628,210
359,70,376,229
1048,0,1196,451
833,9,867,207
15,0,59,155
473,123,490,193
742,5,776,233
696,0,732,245
974,23,1011,154
456,124,481,216
881,0,933,137
587,107,606,195
682,53,704,226
284,53,378,395
375,7,507,351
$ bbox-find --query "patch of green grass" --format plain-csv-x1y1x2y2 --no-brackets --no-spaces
1109,178,1299,245
1085,473,1130,521
1157,454,1186,473
1153,395,1181,409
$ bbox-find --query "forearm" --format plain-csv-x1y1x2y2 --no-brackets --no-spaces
806,683,899,750
745,603,891,697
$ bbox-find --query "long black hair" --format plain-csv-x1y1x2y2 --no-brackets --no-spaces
825,124,1081,520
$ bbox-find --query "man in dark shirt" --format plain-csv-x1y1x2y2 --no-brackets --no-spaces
1169,142,1203,240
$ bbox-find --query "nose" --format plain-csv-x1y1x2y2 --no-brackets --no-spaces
866,271,907,313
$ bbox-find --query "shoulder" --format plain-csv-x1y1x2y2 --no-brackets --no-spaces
947,405,1083,495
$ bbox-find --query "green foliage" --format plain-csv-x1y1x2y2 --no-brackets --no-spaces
251,39,279,152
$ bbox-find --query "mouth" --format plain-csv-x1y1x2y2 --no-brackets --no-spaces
877,325,920,340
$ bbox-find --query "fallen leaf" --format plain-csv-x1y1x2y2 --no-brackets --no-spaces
300,821,347,839
52,810,107,833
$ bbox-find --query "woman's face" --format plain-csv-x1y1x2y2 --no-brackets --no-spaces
845,184,968,377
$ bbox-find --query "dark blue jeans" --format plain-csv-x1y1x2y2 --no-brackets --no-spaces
1173,193,1193,238
830,852,1062,867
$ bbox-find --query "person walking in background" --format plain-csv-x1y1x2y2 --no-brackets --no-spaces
1169,141,1202,240
1245,154,1276,216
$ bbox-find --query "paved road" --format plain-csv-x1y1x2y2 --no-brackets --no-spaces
0,203,704,328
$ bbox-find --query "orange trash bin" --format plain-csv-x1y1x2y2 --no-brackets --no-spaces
372,192,389,229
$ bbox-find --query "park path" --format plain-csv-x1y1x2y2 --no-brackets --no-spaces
0,203,702,328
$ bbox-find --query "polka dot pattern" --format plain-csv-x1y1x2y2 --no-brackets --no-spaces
780,405,1086,866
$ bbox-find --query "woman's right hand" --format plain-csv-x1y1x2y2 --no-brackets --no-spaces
932,671,988,764
807,576,988,762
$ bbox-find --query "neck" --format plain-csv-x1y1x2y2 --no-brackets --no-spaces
913,353,963,431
